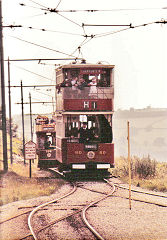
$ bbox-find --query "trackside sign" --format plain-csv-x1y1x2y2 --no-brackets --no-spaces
25,141,36,160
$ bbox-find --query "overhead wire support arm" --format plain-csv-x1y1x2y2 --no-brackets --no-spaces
6,84,58,88
82,23,132,27
4,58,82,62
155,20,167,24
16,101,54,104
1,24,22,28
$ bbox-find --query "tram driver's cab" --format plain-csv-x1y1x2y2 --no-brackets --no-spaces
65,114,113,144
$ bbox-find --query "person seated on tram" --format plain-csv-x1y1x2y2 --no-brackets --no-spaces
78,122,92,143
44,140,51,149
89,126,99,141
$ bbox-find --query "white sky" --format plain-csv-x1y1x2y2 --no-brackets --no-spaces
2,0,167,115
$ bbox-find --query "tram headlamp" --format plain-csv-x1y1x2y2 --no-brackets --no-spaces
87,151,95,159
72,164,86,169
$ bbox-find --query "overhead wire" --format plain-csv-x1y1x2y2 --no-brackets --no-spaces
92,19,167,38
32,89,54,98
8,35,78,58
27,0,48,9
16,24,83,36
55,0,62,10
10,63,54,82
37,7,166,13
56,12,82,28
19,3,41,10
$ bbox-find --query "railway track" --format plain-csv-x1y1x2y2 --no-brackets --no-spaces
26,171,117,240
82,179,116,240
1,171,167,240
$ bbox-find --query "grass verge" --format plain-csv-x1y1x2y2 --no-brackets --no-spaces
0,160,65,206
0,132,64,206
111,156,167,192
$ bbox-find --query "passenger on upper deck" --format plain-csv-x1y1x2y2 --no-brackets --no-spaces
56,78,72,93
60,78,72,87
88,77,97,98
77,77,88,98
71,76,78,98
77,77,87,90
71,76,78,89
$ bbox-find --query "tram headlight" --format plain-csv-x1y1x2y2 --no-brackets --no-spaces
87,151,95,159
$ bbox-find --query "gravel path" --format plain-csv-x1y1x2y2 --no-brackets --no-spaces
0,173,167,240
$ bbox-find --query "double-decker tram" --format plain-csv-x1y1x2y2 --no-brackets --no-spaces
54,61,115,176
35,115,57,168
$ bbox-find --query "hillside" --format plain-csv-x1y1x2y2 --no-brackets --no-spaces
113,107,167,162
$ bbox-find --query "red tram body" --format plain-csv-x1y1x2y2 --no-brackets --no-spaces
36,62,115,174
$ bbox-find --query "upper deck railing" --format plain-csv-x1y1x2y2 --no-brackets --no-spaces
57,87,114,100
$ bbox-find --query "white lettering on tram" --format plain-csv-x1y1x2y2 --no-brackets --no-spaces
84,101,89,109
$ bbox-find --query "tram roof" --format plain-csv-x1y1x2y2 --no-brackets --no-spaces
56,63,115,70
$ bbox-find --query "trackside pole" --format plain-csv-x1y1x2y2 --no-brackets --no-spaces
127,121,132,210
29,159,32,178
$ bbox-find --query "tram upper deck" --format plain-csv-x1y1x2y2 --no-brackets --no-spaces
56,63,114,112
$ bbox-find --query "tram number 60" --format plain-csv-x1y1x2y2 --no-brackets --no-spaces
99,151,106,155
75,151,82,155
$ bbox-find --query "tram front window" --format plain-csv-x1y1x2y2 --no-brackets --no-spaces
41,133,56,149
65,114,112,143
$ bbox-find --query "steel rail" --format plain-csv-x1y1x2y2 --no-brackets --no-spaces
82,179,116,240
28,182,77,240
114,183,167,198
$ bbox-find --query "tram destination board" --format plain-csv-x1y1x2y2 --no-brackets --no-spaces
25,141,36,160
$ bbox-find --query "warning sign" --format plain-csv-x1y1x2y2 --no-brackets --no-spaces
25,141,36,160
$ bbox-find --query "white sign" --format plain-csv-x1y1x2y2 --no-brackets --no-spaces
25,141,36,160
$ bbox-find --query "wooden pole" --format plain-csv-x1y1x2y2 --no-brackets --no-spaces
8,57,13,164
21,80,26,164
29,159,32,178
0,0,8,171
127,121,132,210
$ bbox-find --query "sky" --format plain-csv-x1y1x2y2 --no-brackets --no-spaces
2,0,167,116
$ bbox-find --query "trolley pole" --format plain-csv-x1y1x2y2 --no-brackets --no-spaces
127,121,132,210
21,80,26,164
8,57,13,164
0,0,8,171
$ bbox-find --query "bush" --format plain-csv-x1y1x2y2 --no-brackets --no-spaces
114,155,156,179
134,156,156,178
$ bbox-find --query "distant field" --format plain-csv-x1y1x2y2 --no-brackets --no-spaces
113,109,167,162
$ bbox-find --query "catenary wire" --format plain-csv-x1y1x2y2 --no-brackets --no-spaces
7,35,78,58
10,64,54,82
27,0,48,9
